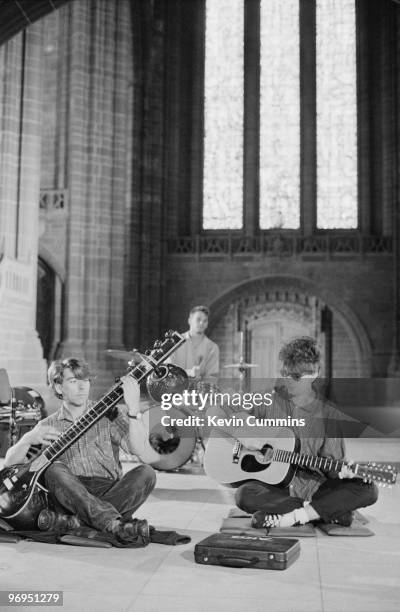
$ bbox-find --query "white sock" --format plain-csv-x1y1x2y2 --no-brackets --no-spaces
303,502,320,522
278,507,309,527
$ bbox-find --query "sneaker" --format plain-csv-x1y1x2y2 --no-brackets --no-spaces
111,518,150,546
331,511,354,527
37,509,82,533
251,511,282,531
251,509,309,532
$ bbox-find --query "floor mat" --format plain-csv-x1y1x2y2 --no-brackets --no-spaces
317,509,374,536
222,508,374,537
221,508,317,537
316,519,374,536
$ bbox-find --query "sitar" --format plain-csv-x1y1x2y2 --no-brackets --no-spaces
0,331,185,529
204,426,397,488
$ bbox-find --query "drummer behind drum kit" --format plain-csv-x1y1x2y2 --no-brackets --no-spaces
0,369,44,457
105,343,258,472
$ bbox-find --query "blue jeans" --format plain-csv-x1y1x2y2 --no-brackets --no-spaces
44,462,156,531
235,478,378,523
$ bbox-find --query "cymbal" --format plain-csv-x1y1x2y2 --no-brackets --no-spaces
224,362,259,369
104,349,144,363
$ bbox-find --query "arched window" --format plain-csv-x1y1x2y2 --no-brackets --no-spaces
203,0,244,229
259,0,300,229
316,0,357,228
202,0,358,232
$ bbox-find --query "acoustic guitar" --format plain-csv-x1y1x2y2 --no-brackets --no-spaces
0,331,185,529
203,426,397,488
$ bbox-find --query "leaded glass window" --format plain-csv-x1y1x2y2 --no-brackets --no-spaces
203,0,244,230
202,0,358,232
259,0,300,229
316,0,358,229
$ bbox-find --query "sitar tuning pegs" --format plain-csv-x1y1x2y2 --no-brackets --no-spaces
165,330,173,338
153,340,162,349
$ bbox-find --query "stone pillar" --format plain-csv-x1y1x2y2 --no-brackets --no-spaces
45,0,134,392
127,0,167,350
388,3,400,376
243,0,260,236
300,0,317,235
0,24,47,391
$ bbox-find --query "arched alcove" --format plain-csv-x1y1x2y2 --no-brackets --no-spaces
208,274,372,378
36,256,63,361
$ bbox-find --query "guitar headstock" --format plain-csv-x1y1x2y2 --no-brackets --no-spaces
355,462,398,488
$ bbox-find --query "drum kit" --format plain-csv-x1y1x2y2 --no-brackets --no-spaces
0,369,44,456
106,345,259,472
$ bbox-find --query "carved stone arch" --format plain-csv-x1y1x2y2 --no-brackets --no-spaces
208,274,372,377
37,246,65,361
38,244,65,283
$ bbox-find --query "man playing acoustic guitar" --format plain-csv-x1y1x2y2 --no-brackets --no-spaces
4,358,157,545
235,337,378,531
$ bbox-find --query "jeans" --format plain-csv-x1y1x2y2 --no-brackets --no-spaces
44,461,156,532
235,477,378,523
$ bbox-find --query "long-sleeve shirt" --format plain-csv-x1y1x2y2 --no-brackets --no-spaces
251,390,346,500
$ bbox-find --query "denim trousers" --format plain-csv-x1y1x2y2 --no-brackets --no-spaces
235,477,378,523
44,461,157,531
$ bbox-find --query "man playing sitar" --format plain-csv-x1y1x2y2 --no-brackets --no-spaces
3,358,158,545
233,337,379,530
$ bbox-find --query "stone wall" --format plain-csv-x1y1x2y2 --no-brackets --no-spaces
164,256,390,377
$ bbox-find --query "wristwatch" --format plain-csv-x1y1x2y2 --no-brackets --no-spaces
128,412,141,420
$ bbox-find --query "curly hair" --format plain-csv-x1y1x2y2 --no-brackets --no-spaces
279,336,320,377
48,358,93,399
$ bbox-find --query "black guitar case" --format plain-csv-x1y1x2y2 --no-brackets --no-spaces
194,533,300,571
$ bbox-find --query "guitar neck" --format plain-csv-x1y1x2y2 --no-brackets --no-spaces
42,332,185,464
272,448,346,474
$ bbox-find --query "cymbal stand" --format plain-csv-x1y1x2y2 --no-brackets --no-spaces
224,331,257,394
238,331,247,395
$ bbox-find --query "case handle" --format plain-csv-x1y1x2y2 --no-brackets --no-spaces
216,555,259,568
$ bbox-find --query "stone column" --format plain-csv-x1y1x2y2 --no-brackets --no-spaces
388,3,400,376
0,24,47,391
49,0,134,393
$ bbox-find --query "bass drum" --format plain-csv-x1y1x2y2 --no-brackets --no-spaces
141,405,197,471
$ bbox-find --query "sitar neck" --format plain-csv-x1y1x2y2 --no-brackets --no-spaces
41,331,185,465
42,361,153,464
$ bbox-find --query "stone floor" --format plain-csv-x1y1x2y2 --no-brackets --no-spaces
0,440,399,612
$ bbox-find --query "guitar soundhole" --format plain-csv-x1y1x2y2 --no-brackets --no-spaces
241,444,272,473
149,429,180,455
